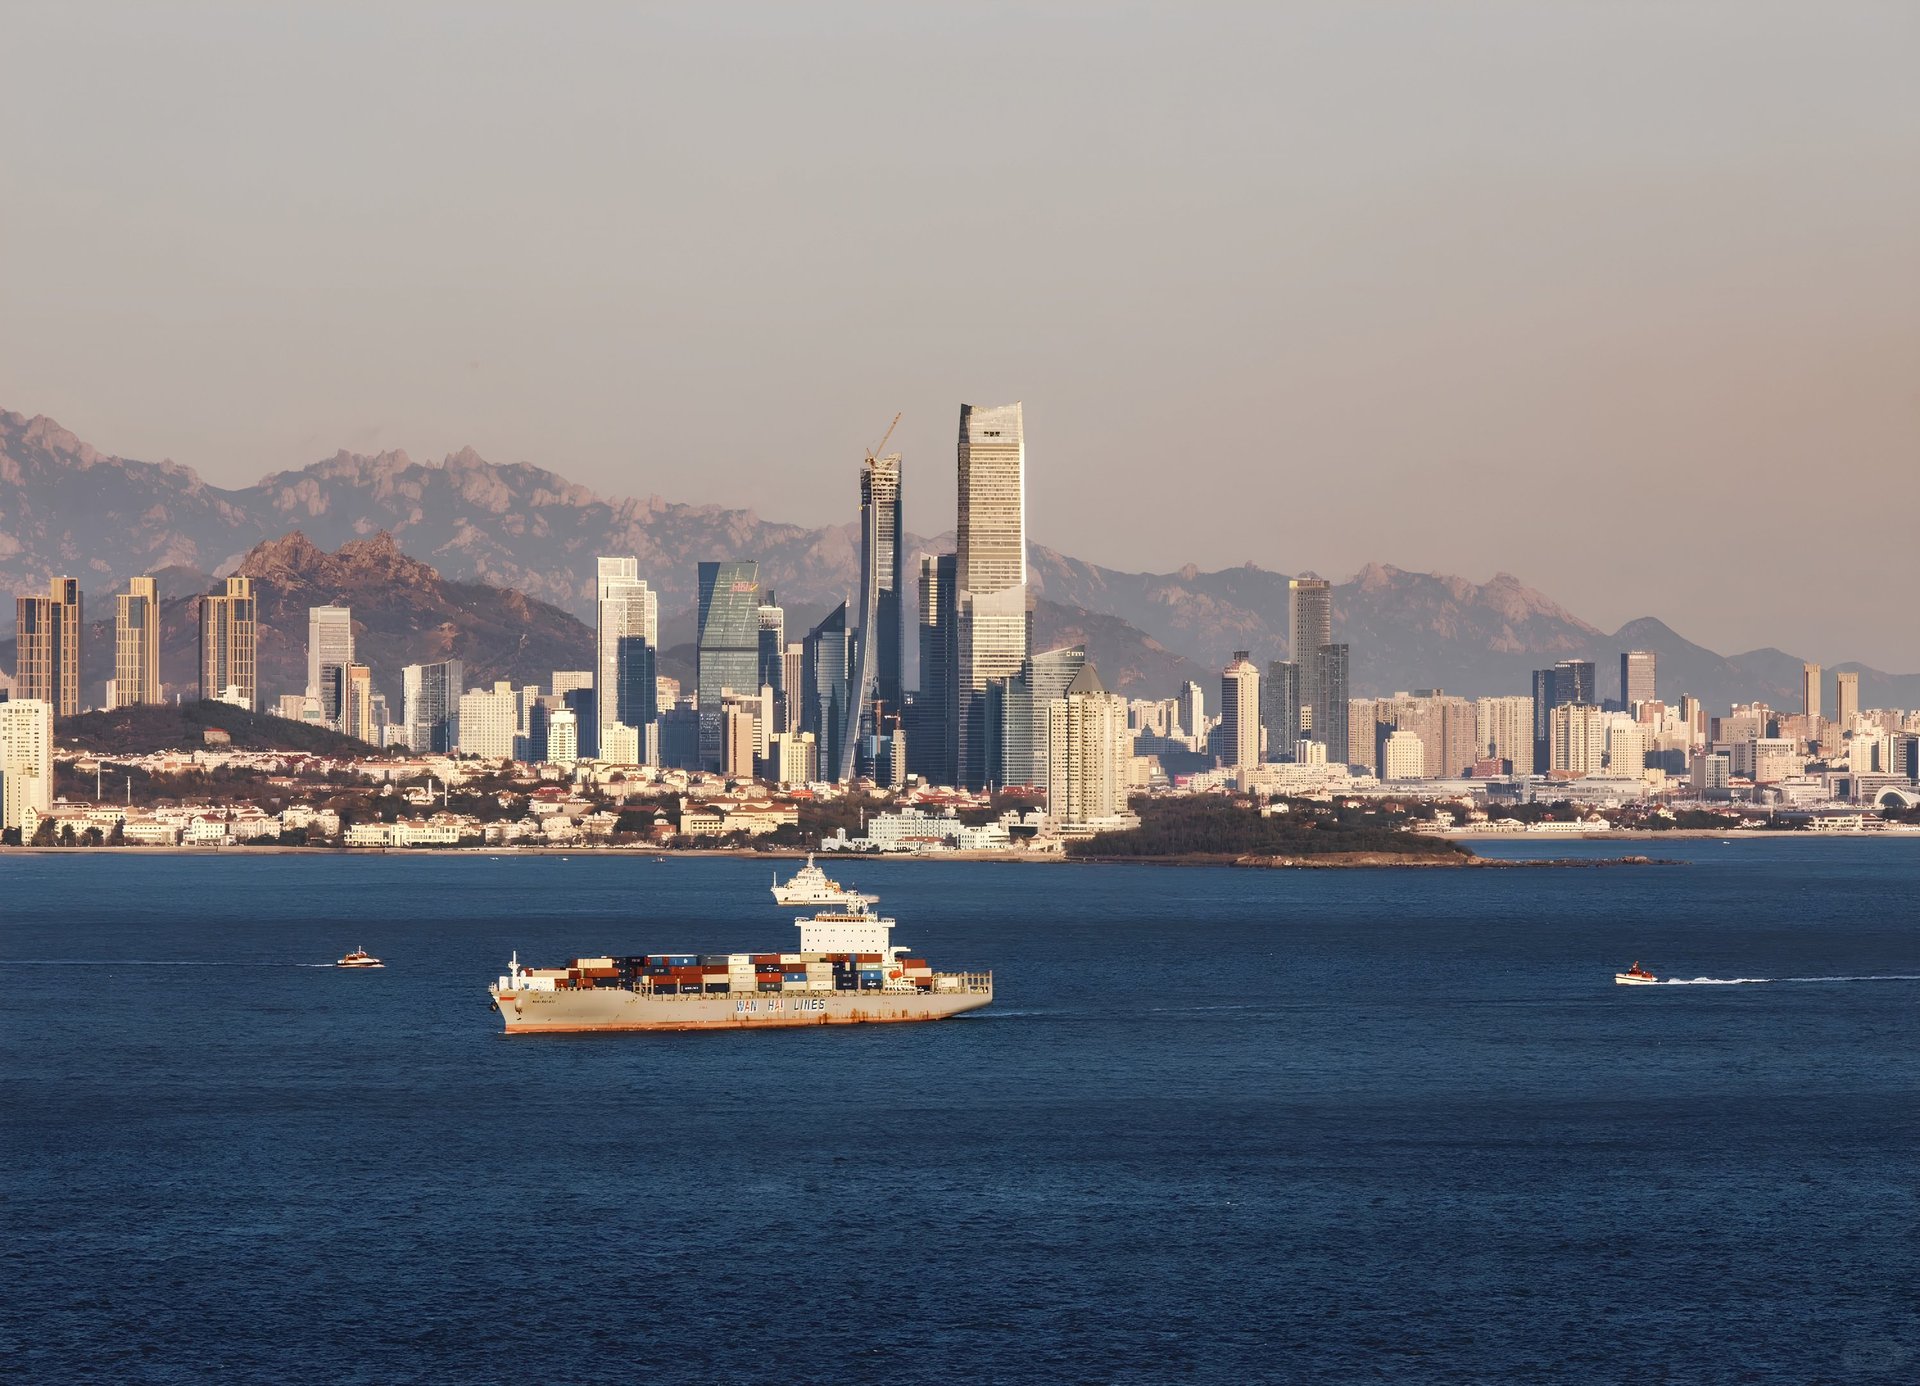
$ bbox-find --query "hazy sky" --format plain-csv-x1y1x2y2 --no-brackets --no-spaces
5,3,1916,667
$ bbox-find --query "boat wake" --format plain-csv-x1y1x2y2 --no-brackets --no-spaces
1662,974,1920,986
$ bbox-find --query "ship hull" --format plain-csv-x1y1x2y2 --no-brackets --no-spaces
490,985,992,1034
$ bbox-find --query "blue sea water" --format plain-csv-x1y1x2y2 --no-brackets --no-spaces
4,840,1919,1384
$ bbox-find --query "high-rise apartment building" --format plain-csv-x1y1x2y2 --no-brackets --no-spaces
1835,671,1860,727
1219,652,1260,771
1375,691,1477,778
307,606,354,724
546,707,579,767
199,577,257,710
458,682,519,759
1620,650,1656,708
1801,663,1822,723
1347,698,1380,771
1381,729,1426,780
1605,714,1646,778
952,403,1029,789
115,576,162,709
1046,664,1130,830
1475,695,1535,776
0,697,55,833
770,730,818,787
695,560,760,771
15,577,83,717
596,557,659,760
403,659,463,753
1549,702,1607,776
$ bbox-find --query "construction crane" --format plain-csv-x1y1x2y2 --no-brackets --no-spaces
865,412,901,463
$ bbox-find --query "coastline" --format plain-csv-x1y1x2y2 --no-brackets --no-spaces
3,829,1914,861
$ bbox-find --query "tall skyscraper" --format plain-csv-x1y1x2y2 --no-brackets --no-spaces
307,606,354,723
1314,644,1350,765
344,665,373,744
199,577,257,710
953,403,1029,788
989,644,1086,789
1219,652,1260,771
403,659,463,753
1288,577,1332,729
1178,681,1206,746
596,557,659,761
802,603,852,780
1531,659,1596,770
1288,579,1332,667
1619,650,1656,708
843,450,905,783
696,561,760,770
115,576,161,709
15,577,82,717
1802,663,1822,724
781,642,805,735
912,553,957,785
757,591,786,693
1555,660,1596,706
0,697,55,833
1835,670,1860,727
1262,661,1302,762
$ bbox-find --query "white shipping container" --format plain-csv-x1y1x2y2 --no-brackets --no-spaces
779,953,804,964
806,979,833,992
727,954,752,965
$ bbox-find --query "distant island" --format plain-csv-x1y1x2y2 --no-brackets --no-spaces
1066,797,1473,867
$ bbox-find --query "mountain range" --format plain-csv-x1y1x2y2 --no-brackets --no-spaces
4,407,1916,713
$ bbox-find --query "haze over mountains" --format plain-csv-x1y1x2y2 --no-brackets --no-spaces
4,407,1915,713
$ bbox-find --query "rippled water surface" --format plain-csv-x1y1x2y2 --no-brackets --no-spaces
5,841,1918,1382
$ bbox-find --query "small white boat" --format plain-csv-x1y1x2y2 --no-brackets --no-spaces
772,853,873,908
336,947,384,969
1614,961,1658,985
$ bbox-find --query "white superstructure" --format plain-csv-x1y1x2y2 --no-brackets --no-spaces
772,853,874,906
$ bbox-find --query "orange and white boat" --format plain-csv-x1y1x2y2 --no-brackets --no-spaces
336,947,384,969
1614,961,1658,985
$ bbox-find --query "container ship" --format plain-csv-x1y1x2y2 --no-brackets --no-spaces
489,896,992,1034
